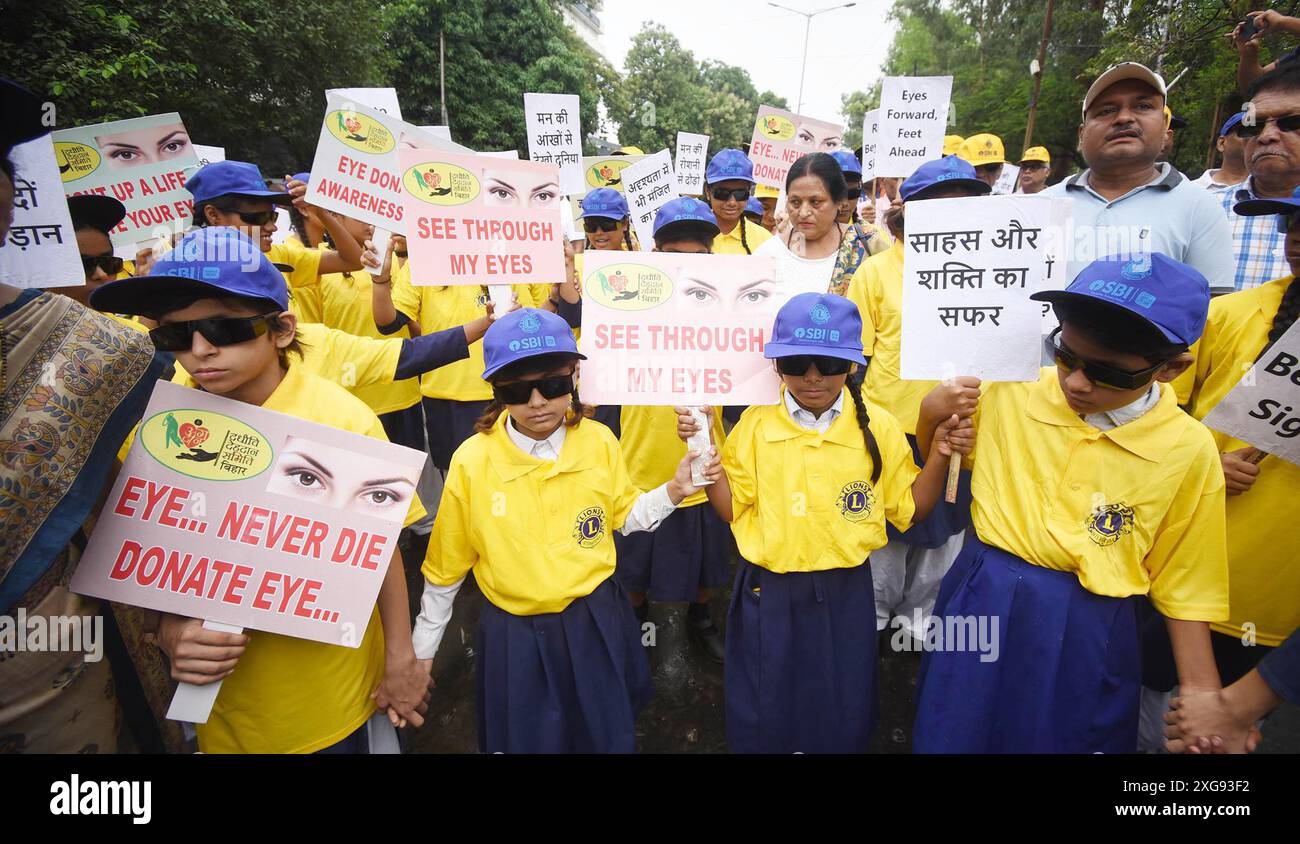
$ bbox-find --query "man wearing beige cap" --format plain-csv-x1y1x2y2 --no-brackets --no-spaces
1017,146,1051,193
1042,62,1234,291
958,132,1005,188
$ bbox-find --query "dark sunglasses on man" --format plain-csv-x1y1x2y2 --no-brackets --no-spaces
149,313,279,352
775,355,854,377
583,218,620,234
491,373,575,406
82,254,124,277
709,187,752,203
1045,327,1168,391
1233,114,1300,138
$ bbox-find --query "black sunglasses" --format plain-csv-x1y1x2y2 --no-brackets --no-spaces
583,218,620,234
82,254,124,277
846,187,862,200
492,373,575,406
775,355,853,377
149,313,278,352
1045,327,1166,391
1234,114,1300,138
709,187,751,203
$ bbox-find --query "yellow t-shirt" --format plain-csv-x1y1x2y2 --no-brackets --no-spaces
722,389,918,573
966,369,1228,621
423,414,641,615
618,405,727,508
268,240,323,325
317,270,421,416
712,217,772,256
1180,277,1299,646
847,240,936,435
135,365,426,753
390,261,550,401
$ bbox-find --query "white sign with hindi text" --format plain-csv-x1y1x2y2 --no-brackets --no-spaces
674,132,709,195
0,136,83,289
622,149,678,248
524,93,584,196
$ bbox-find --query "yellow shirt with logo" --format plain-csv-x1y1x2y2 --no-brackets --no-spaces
423,414,641,615
318,270,421,416
618,406,727,508
965,368,1228,621
722,389,918,573
131,365,425,753
268,240,323,325
390,261,550,401
1180,277,1298,645
847,240,937,434
712,217,772,256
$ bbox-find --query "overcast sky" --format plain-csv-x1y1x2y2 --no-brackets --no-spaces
595,0,896,130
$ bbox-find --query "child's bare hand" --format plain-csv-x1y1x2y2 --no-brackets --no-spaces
371,653,432,729
148,615,248,685
1221,447,1261,495
924,376,981,421
674,405,713,442
932,414,975,459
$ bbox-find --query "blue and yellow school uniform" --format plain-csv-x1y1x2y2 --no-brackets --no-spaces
711,217,771,256
721,389,918,752
913,369,1230,754
268,239,323,325
613,407,733,601
146,364,426,753
390,262,550,469
422,414,651,752
1181,278,1298,660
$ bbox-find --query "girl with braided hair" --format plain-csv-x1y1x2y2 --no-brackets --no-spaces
675,292,973,753
704,148,772,255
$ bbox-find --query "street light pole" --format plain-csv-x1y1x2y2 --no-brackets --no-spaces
769,2,857,114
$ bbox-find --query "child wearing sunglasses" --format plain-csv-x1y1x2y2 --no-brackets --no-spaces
1163,194,1300,744
845,156,990,649
554,188,639,329
412,308,716,752
52,194,148,333
90,227,432,754
704,149,771,256
912,253,1229,754
676,292,973,753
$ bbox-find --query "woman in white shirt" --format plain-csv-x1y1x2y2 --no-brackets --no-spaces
756,153,849,302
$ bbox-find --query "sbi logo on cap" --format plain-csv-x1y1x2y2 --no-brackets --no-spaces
809,303,831,325
202,266,220,280
794,327,841,342
1121,255,1152,280
508,336,558,353
519,313,541,333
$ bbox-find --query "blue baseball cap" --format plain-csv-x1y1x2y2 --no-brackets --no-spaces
579,187,628,220
764,293,867,365
90,227,290,319
705,148,755,185
653,197,719,239
1233,183,1300,218
1031,253,1209,347
744,197,764,217
482,308,585,379
186,161,291,206
831,149,863,177
1219,112,1245,138
899,156,991,202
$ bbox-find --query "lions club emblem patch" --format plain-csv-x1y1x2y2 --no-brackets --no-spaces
837,481,874,523
573,506,607,548
1086,503,1135,547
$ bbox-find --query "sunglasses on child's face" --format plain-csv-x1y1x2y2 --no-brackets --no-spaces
710,187,751,203
776,355,853,377
1045,327,1165,391
149,313,278,352
1234,114,1300,138
230,208,277,227
583,219,619,234
846,187,862,200
82,254,124,277
492,373,575,406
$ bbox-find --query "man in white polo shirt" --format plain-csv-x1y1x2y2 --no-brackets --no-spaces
1043,63,1234,292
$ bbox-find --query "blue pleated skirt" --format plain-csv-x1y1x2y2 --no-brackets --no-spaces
378,401,426,452
885,434,972,549
475,576,652,753
725,559,878,753
614,503,734,601
913,536,1140,754
422,397,489,470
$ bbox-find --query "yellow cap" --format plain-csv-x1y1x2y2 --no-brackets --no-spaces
756,184,780,199
942,135,965,156
1019,146,1050,164
958,133,1005,165
615,145,644,155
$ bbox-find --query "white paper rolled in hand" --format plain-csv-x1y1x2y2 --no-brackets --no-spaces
367,228,392,278
688,407,713,487
487,284,514,319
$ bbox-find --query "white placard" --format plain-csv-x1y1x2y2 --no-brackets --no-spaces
993,162,1020,195
328,87,403,120
901,194,1052,381
1202,319,1300,466
861,108,880,182
0,136,83,289
622,149,678,248
674,132,709,195
1036,197,1075,334
192,144,225,166
876,76,953,178
524,93,584,196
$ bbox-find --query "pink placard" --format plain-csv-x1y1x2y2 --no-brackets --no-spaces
577,251,782,406
399,148,565,285
747,106,845,189
70,381,425,647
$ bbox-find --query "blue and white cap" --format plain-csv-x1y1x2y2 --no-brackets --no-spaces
831,149,863,177
653,197,719,238
764,293,867,365
899,156,990,202
481,308,585,378
705,148,756,185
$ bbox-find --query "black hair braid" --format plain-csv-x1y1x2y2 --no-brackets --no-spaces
622,223,634,252
740,216,751,255
846,374,883,486
1256,277,1300,362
